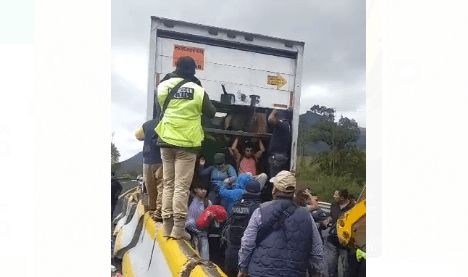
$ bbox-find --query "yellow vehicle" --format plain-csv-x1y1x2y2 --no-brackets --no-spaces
336,186,366,251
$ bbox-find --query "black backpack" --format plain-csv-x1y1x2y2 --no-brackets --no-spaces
221,199,260,247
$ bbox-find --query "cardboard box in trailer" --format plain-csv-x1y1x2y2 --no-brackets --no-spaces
146,16,305,171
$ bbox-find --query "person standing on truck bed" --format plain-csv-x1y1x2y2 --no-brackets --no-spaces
155,56,216,240
135,118,164,222
262,109,291,202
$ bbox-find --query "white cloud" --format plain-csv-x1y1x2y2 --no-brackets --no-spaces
112,127,143,161
112,46,149,93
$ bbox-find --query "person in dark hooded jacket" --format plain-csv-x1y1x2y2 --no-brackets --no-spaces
223,179,262,277
111,173,122,219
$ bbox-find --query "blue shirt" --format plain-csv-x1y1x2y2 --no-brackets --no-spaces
200,165,237,191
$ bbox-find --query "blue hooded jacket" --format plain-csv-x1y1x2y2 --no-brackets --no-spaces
217,174,253,214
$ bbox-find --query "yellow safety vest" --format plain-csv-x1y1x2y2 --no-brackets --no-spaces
155,77,205,148
356,249,366,262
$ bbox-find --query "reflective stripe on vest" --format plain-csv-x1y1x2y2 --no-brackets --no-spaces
156,77,205,147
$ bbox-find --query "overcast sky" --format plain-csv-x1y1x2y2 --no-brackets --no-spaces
111,0,366,161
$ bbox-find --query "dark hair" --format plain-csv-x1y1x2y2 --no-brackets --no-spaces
277,109,290,121
244,139,254,149
294,190,312,207
190,158,207,192
176,56,196,76
339,189,349,199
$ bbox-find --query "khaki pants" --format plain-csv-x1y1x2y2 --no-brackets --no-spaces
143,163,163,217
160,148,197,220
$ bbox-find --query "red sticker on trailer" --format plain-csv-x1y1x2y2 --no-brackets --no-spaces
273,104,288,108
173,45,205,70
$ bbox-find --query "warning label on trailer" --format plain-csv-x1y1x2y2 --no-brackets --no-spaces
173,45,205,70
267,74,287,89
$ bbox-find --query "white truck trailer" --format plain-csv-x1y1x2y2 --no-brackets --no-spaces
113,17,307,277
146,16,304,171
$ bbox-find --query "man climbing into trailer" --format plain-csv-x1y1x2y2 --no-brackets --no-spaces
261,109,292,203
135,119,163,222
229,138,268,188
155,56,216,240
237,171,327,277
267,109,291,177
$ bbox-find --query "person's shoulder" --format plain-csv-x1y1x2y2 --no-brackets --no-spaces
184,81,204,90
143,118,158,128
259,200,274,209
297,206,313,217
158,77,183,89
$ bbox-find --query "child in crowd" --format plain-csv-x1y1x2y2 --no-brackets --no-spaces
185,183,211,260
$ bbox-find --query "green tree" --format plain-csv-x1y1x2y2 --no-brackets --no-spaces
111,133,121,173
111,142,120,164
305,105,360,151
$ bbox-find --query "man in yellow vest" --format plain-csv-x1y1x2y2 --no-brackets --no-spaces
156,56,216,240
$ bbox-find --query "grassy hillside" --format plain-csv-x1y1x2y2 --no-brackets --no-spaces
115,152,143,177
295,156,365,203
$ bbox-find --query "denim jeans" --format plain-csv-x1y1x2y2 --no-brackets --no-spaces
323,238,349,277
268,153,289,178
198,235,210,260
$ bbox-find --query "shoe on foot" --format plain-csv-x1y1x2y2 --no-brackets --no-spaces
162,217,174,237
170,218,191,241
150,211,163,222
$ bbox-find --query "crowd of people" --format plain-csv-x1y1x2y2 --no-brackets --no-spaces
119,56,365,277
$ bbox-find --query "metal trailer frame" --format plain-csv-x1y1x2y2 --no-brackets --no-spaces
146,16,304,171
